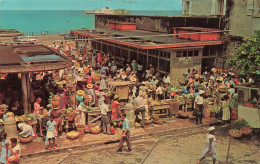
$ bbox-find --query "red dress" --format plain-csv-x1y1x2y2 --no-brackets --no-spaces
97,53,102,65
86,76,93,84
111,100,121,121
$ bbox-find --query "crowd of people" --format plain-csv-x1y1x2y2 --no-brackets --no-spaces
0,40,258,160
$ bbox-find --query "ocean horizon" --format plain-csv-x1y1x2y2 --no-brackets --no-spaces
0,10,181,36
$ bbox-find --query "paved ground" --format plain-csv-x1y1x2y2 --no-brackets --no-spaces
20,126,260,164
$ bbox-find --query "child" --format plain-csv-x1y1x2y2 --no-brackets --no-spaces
46,116,57,150
0,133,10,164
7,138,20,164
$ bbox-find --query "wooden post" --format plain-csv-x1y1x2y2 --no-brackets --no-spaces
21,72,29,114
26,73,31,113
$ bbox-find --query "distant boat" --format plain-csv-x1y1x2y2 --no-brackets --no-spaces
85,7,114,15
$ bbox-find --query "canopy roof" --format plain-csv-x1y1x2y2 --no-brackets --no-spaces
71,28,222,49
0,44,72,73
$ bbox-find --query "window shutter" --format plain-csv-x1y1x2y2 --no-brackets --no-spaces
189,2,193,15
182,1,185,15
223,0,227,15
211,0,216,15
247,0,254,15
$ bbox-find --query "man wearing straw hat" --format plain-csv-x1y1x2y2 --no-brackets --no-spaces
195,90,204,125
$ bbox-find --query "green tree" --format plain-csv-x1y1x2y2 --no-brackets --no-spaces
113,9,130,15
226,31,260,77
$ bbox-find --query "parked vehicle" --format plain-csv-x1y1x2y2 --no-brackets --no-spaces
13,36,37,43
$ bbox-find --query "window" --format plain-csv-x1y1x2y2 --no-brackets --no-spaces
182,51,187,57
194,50,199,56
159,59,170,73
176,51,182,57
188,51,193,57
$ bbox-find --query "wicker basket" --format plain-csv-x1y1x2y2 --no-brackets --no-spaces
67,133,79,140
240,127,252,135
89,125,102,134
144,119,153,125
51,100,60,108
229,129,242,138
18,135,33,143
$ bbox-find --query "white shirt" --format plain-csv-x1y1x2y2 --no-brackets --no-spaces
163,76,171,84
100,103,109,115
195,94,204,105
156,86,162,95
13,144,21,157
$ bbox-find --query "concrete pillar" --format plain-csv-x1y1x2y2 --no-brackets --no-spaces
21,72,29,114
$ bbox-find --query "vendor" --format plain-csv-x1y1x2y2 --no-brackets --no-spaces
18,122,37,138
33,98,43,115
75,106,85,127
111,95,122,121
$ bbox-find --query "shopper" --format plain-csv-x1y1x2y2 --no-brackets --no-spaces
195,90,204,125
197,127,217,164
117,114,132,152
46,116,57,150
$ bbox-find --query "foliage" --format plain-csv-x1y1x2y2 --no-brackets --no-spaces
226,31,260,77
232,118,249,129
113,9,130,15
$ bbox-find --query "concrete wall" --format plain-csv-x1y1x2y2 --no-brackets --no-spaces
229,0,260,37
95,15,224,33
183,0,212,16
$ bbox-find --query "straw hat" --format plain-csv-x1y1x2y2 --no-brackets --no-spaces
77,90,85,96
188,79,193,84
149,74,153,77
152,76,156,79
141,81,146,85
216,76,224,81
87,65,91,68
199,90,205,95
149,64,153,67
114,95,119,99
120,71,126,75
211,68,217,73
219,85,227,92
87,84,93,89
199,75,204,79
79,73,84,76
207,126,215,132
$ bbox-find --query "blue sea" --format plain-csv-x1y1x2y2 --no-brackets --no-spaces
0,10,181,36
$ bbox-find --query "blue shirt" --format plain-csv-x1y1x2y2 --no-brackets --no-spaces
182,87,190,94
122,118,130,131
47,120,56,132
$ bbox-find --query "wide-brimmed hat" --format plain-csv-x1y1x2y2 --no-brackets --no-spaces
87,65,91,68
141,81,146,85
216,77,223,81
130,77,136,82
153,76,156,79
207,126,215,132
211,68,217,73
218,84,227,92
77,90,85,96
199,90,205,95
149,64,153,67
87,84,93,89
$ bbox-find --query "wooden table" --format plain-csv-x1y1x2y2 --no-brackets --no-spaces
150,103,170,117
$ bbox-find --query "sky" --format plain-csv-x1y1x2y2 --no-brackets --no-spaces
0,0,182,10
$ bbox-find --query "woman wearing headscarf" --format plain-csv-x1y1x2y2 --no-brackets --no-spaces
197,127,217,164
111,95,122,121
18,122,37,138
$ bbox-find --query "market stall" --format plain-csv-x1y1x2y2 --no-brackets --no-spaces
107,81,134,100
